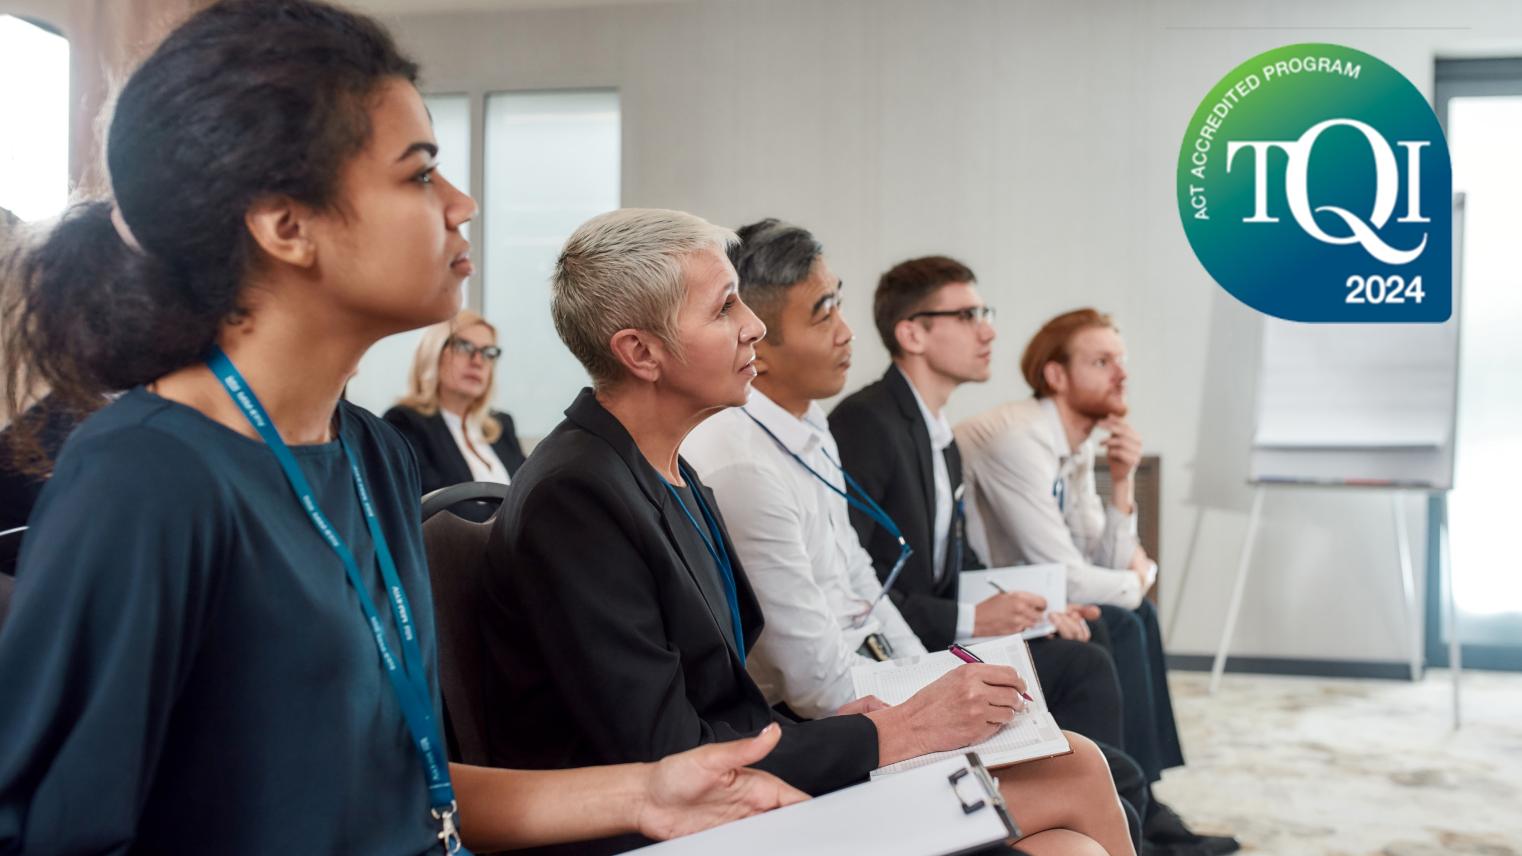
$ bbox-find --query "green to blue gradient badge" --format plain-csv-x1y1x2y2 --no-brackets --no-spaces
1178,44,1451,322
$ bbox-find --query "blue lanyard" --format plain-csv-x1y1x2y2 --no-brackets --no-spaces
662,463,746,664
741,409,914,620
948,488,966,579
206,347,458,846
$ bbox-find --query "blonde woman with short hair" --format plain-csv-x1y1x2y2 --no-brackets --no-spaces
384,309,526,494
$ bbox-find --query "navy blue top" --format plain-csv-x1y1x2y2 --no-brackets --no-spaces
0,388,451,855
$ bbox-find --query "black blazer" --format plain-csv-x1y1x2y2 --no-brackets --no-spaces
480,389,877,852
382,405,526,496
828,366,982,650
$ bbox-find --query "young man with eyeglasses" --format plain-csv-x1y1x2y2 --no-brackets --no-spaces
683,225,1191,848
831,265,1236,856
955,308,1239,855
829,256,1082,650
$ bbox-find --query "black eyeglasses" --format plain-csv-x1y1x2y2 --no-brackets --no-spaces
906,305,997,325
446,337,502,362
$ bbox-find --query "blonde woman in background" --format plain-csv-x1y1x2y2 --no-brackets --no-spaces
385,309,527,495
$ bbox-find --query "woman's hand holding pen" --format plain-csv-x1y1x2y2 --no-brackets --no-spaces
864,663,1029,765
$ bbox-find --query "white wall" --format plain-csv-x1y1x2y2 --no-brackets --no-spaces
384,0,1522,663
0,1,67,28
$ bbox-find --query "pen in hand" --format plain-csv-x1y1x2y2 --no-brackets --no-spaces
948,643,1035,702
988,580,1008,594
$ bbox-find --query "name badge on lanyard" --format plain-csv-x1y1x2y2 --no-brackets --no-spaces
206,346,460,853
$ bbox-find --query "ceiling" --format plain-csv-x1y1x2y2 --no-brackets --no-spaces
346,0,694,15
0,0,696,27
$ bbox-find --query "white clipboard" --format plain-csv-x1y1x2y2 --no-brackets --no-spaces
627,753,1017,856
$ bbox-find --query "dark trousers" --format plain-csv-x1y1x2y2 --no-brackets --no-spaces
1029,637,1145,850
1099,740,1148,849
1091,599,1185,783
1028,636,1124,747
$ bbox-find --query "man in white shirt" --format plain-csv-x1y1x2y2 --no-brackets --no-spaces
687,225,1113,728
693,228,1218,849
956,309,1219,850
837,278,1234,856
679,219,1065,767
682,220,937,718
955,310,1155,609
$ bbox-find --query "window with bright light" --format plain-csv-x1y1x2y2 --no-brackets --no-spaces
482,89,620,439
1447,95,1522,636
0,15,69,222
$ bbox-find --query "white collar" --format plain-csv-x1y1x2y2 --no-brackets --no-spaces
1038,396,1098,467
1037,397,1070,459
899,366,953,452
743,388,828,456
440,407,478,438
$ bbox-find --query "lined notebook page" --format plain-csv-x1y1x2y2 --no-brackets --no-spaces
852,637,1070,777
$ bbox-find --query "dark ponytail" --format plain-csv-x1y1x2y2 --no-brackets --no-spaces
2,0,418,467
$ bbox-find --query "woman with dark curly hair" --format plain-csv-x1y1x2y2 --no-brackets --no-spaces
0,3,801,854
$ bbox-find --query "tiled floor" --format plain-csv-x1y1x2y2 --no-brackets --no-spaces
1152,669,1522,855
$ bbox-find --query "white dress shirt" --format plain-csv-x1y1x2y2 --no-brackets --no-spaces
440,409,511,486
682,390,927,718
900,369,977,639
954,397,1145,609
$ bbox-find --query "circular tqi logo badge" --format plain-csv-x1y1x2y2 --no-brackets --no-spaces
1178,43,1452,322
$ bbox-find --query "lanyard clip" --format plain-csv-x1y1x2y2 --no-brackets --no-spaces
851,539,913,628
433,801,461,854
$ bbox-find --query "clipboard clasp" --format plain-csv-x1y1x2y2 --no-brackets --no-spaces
948,767,987,815
954,753,1022,840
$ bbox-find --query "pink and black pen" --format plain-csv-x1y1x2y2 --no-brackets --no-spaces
948,642,1036,702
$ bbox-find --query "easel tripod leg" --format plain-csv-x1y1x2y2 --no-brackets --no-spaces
1211,487,1264,695
1438,493,1461,729
1166,504,1206,647
1392,492,1420,682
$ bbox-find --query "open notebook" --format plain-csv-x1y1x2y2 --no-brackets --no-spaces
851,635,1070,778
958,564,1067,642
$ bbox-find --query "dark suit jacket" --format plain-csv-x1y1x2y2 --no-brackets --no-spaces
828,365,982,650
480,389,877,852
382,405,526,496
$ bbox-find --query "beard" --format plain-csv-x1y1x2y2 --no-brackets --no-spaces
1071,386,1127,419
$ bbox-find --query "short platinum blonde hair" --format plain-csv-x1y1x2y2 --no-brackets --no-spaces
395,309,503,442
552,208,738,388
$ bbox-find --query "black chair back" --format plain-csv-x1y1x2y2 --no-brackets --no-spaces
420,483,507,766
0,526,24,630
1,525,23,575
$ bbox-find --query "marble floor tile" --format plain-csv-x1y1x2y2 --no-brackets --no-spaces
1151,670,1522,856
